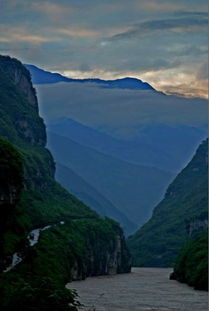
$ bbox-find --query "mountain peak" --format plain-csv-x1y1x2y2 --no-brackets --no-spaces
102,77,155,90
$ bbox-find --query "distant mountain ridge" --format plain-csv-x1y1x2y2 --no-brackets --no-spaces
48,118,207,173
25,64,155,91
48,118,173,171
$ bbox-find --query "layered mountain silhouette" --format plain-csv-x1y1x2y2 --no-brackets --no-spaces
47,132,173,232
48,118,206,173
26,64,207,233
56,163,137,235
25,64,155,90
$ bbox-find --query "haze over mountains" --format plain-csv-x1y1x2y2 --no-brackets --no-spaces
48,118,206,173
47,132,172,233
26,64,208,232
56,162,137,234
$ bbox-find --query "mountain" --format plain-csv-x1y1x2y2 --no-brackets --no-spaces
24,64,71,84
127,139,208,267
48,118,206,173
25,64,155,90
0,55,131,310
47,131,173,228
47,119,206,233
56,163,137,235
35,72,207,175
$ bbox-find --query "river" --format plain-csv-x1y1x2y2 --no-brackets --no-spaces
67,267,208,311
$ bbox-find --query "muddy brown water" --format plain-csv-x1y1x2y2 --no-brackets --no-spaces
66,267,208,311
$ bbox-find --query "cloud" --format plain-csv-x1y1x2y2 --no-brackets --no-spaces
0,31,49,44
139,68,208,99
0,25,61,44
0,0,207,98
55,24,135,40
56,28,100,38
174,11,208,17
32,1,73,19
110,15,208,41
32,2,68,14
136,1,184,12
197,62,208,80
59,65,208,99
161,83,208,99
0,47,29,52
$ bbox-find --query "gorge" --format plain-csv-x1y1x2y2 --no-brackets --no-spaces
0,55,207,311
0,55,131,310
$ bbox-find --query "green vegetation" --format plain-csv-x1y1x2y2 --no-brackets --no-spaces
128,139,208,267
171,231,208,291
0,137,23,206
16,218,129,283
0,55,97,260
0,217,128,310
0,137,23,187
0,138,24,256
0,55,130,310
0,276,80,311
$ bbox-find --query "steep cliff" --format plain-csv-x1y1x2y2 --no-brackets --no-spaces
170,230,208,290
0,55,131,310
24,218,131,284
0,56,96,260
128,139,208,267
169,209,208,290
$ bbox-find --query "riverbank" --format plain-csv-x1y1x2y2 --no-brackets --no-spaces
67,267,208,311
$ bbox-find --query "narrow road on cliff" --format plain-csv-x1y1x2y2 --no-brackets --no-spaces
67,267,208,311
3,216,96,273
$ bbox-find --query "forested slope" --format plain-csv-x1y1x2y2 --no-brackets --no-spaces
128,139,208,267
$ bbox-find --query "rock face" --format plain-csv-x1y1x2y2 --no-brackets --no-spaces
0,56,38,112
187,216,208,237
0,56,46,148
0,56,54,191
71,232,131,281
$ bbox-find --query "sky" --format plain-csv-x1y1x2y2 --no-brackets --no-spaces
0,0,208,98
